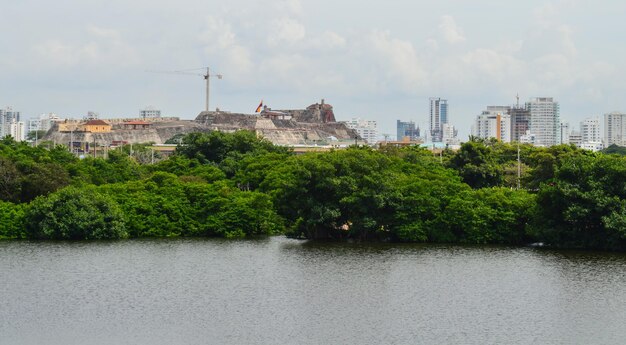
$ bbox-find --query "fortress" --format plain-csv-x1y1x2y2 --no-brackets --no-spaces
43,100,360,147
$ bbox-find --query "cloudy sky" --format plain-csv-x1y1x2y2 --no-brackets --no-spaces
2,0,626,138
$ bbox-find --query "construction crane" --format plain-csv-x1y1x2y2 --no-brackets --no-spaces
147,67,223,112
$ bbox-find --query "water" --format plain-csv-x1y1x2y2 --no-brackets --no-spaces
1,237,626,345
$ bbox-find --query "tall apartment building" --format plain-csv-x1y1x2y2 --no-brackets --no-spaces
604,112,626,147
140,107,161,119
526,97,560,147
580,117,601,144
345,118,378,144
396,120,420,141
472,106,512,142
429,97,448,142
559,122,570,145
509,107,531,142
0,107,21,139
8,121,26,141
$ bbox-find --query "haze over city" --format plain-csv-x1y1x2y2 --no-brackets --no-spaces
2,0,626,138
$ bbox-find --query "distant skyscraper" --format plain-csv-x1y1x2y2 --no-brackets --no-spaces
559,122,570,145
472,106,511,142
526,97,560,147
604,112,626,147
396,120,420,141
509,107,531,142
345,118,378,144
429,97,448,142
8,121,26,141
0,107,21,139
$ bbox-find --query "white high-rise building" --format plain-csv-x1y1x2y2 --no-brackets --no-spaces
0,107,21,139
472,106,512,143
604,112,626,147
429,97,448,142
580,117,601,144
344,118,378,144
8,120,26,141
526,97,560,147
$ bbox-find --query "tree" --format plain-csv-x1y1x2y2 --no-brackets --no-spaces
20,162,71,202
0,157,21,202
0,201,25,239
26,130,48,142
25,186,128,240
448,140,503,188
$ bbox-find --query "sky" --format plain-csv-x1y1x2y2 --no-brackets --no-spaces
2,0,626,139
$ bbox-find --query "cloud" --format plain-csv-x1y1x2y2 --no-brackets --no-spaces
367,30,427,92
439,15,465,44
199,16,253,78
32,26,139,68
267,18,306,46
309,31,346,49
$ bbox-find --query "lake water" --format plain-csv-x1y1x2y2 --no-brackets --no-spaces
1,237,626,345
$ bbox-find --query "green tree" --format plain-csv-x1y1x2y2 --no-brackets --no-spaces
25,186,128,240
0,201,25,239
448,140,503,188
0,156,21,202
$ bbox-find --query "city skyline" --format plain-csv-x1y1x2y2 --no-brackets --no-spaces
3,1,626,139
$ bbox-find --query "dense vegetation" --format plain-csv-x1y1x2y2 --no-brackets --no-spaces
1,133,625,251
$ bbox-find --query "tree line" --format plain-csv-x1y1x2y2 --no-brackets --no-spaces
1,133,625,251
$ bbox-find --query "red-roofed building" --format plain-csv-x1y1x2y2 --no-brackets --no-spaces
123,121,151,130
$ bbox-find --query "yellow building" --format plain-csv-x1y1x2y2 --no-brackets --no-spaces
83,120,112,133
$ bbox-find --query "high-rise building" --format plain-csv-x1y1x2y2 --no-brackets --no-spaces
345,118,378,144
604,112,626,147
526,97,560,147
396,120,420,141
8,120,26,141
509,107,531,142
559,122,570,145
580,117,601,144
429,97,448,142
0,107,21,139
472,106,512,142
140,106,161,119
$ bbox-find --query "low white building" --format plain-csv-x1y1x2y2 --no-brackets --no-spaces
579,141,604,152
344,118,378,144
140,106,161,119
